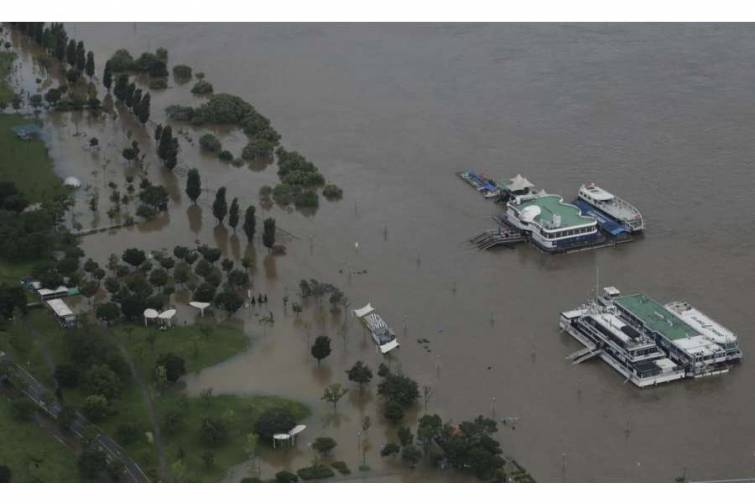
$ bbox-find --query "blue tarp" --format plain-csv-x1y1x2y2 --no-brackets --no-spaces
573,199,629,237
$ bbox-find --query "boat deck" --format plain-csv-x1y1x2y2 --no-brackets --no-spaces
614,294,697,341
512,195,594,228
588,196,642,224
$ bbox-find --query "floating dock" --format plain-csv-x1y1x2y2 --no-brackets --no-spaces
456,170,501,199
353,303,399,354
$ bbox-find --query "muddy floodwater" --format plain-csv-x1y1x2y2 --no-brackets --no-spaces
8,23,755,482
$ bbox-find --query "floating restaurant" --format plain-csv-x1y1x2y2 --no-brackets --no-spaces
560,287,742,387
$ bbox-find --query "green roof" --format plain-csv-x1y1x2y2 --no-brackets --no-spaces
513,195,594,229
615,293,698,341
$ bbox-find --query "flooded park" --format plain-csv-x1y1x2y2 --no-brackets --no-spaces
3,23,755,482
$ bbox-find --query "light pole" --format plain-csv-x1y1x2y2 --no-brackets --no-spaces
561,452,567,482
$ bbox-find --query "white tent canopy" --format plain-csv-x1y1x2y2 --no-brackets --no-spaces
143,309,159,319
158,309,176,320
288,425,306,436
189,301,211,316
63,176,82,188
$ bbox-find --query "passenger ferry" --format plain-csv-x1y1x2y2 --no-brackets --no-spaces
560,287,742,387
577,183,644,233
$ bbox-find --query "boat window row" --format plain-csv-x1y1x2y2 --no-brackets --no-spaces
539,225,595,240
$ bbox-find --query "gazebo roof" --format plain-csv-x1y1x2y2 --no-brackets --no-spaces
507,174,535,192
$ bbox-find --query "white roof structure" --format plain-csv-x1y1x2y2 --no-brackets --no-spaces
580,183,614,201
63,176,82,188
189,301,211,310
158,309,176,320
507,174,535,192
38,286,69,298
353,303,375,319
519,205,541,223
665,301,738,346
273,433,291,441
603,286,621,297
654,358,678,371
143,308,159,319
47,298,74,318
288,425,306,436
593,313,631,344
672,335,722,358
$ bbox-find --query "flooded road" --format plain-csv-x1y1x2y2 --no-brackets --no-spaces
10,23,755,481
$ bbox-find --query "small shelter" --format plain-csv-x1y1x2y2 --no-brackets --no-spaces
189,301,210,317
272,425,307,448
506,174,535,194
158,309,176,328
143,308,159,327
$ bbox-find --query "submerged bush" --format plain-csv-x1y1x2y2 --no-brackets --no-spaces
323,184,343,200
165,105,194,122
191,80,214,96
272,183,296,206
331,461,351,475
149,77,168,90
218,150,233,163
199,133,222,154
294,189,319,208
283,170,325,187
107,49,135,72
241,138,275,161
172,64,192,82
296,465,335,481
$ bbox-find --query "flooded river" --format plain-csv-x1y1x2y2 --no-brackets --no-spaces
9,23,755,481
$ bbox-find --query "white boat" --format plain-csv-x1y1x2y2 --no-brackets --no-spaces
353,303,399,354
577,183,644,232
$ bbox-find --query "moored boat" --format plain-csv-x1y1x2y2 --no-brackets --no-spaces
577,183,644,232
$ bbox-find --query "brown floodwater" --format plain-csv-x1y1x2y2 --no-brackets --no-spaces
6,23,755,482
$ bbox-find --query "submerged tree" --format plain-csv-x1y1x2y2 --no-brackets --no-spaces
346,361,373,391
228,197,240,231
243,205,256,242
135,92,150,124
311,335,332,366
113,74,129,102
321,384,347,412
185,168,201,204
157,125,179,170
75,41,86,71
212,187,228,224
262,217,276,251
103,60,112,90
85,50,95,78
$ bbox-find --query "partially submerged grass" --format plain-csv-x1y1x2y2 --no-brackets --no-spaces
0,395,79,482
0,258,46,285
114,320,250,374
0,114,66,204
1,309,309,482
157,393,309,482
0,51,16,103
